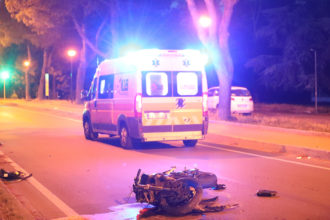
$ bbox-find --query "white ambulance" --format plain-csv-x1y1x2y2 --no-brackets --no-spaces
82,49,208,149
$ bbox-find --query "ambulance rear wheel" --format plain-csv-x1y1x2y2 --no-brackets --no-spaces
83,119,98,140
183,140,198,147
120,125,133,149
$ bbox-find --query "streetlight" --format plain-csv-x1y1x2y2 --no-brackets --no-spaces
1,71,10,99
199,15,212,28
23,60,31,100
310,48,318,113
67,49,77,102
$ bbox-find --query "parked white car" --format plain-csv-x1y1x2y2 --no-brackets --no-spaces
208,86,254,115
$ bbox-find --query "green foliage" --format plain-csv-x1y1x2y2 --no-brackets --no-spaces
0,2,31,47
246,1,330,94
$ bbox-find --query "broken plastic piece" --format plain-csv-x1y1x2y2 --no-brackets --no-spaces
137,207,157,219
213,184,226,190
257,189,277,197
193,203,239,213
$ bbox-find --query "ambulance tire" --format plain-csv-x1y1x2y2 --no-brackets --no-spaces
83,119,98,140
119,125,134,149
183,140,198,147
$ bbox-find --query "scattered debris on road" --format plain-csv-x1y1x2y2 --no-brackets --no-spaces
133,167,238,217
0,169,32,182
296,155,311,160
256,189,277,197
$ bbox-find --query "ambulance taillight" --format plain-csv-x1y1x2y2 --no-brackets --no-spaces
135,93,142,117
202,92,208,116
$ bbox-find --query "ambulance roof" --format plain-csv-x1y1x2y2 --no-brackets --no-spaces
96,49,207,76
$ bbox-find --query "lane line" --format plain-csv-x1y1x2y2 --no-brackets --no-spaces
198,143,330,171
0,150,78,216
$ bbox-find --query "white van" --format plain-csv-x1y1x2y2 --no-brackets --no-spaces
82,49,209,149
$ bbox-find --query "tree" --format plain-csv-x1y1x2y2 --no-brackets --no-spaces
245,1,330,100
5,0,68,100
0,1,34,99
186,0,238,120
69,0,112,103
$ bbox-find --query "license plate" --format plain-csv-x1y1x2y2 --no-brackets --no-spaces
145,112,169,119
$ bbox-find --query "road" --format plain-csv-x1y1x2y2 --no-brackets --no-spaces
0,104,330,219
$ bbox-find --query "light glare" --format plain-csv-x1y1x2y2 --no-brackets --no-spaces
23,60,30,67
67,49,77,57
1,71,9,80
199,16,212,28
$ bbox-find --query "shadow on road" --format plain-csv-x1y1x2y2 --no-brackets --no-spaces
96,137,177,150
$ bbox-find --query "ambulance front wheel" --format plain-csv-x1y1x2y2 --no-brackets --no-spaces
183,140,198,147
83,119,98,140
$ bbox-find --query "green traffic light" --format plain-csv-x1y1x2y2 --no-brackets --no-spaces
1,71,10,80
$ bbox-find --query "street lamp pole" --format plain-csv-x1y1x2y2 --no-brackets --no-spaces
3,78,6,100
1,71,9,100
311,49,318,113
23,60,31,100
67,49,77,103
70,57,73,103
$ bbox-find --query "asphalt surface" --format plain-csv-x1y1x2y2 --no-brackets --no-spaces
0,103,330,219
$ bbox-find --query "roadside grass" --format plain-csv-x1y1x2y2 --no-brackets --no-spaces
0,181,34,220
209,103,330,133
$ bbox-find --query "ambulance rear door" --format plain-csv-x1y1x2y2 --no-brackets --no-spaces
141,70,204,141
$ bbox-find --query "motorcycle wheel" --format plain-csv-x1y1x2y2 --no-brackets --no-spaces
162,177,202,216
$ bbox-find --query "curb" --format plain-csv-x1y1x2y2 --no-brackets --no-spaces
209,119,330,137
202,134,330,160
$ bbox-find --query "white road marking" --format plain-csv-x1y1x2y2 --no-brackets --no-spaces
198,143,330,171
0,150,78,216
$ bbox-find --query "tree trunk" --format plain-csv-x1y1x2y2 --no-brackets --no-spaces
25,44,31,100
186,0,237,120
216,0,236,120
75,25,87,104
37,49,48,100
44,50,56,99
52,72,56,99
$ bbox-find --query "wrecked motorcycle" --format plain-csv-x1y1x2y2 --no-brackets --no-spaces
133,167,222,216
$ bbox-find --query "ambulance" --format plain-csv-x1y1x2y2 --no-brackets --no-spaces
82,49,208,149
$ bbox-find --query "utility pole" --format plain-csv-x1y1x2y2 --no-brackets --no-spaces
310,49,318,113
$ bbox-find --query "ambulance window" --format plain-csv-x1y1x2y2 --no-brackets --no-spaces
90,78,97,100
98,75,114,99
121,78,128,91
176,72,198,96
146,72,168,96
